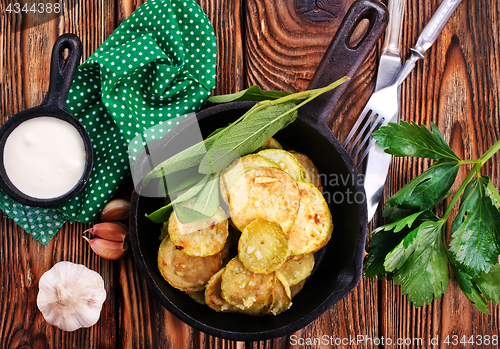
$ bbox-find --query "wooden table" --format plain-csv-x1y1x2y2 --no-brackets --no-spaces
1,0,500,347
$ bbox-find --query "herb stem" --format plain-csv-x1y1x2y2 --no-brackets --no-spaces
479,138,500,165
458,159,478,165
267,77,350,106
442,164,480,221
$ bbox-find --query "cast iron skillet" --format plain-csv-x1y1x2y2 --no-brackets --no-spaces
130,0,387,341
0,33,93,207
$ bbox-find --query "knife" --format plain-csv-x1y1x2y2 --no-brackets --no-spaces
363,0,406,221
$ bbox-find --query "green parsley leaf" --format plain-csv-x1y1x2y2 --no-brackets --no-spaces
449,177,500,278
390,220,449,307
383,159,460,213
474,264,500,304
373,121,461,160
450,262,490,314
365,211,437,279
208,85,292,103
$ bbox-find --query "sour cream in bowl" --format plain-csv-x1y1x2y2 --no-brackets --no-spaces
3,116,87,199
0,112,93,207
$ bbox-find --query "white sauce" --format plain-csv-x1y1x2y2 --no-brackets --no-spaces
3,116,86,199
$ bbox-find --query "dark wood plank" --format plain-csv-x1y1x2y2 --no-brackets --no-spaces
0,1,122,348
378,0,500,348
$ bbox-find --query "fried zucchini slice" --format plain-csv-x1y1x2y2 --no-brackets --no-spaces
278,253,315,286
268,271,292,315
257,138,283,151
185,289,206,305
220,257,275,315
238,219,289,274
168,207,228,257
157,237,222,291
290,279,306,298
287,182,333,255
220,155,279,205
258,149,311,183
205,269,240,313
229,167,300,233
289,151,322,191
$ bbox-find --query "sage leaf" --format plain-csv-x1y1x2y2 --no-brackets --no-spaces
174,204,211,224
144,125,228,180
191,173,220,218
198,102,298,174
146,174,210,223
208,85,292,103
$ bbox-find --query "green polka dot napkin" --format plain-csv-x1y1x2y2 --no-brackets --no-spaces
0,0,217,245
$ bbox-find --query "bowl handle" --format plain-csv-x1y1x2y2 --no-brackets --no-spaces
41,33,83,110
298,0,388,128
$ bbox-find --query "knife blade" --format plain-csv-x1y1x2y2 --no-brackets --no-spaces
363,0,406,221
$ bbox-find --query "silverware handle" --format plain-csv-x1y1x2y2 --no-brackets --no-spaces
413,0,463,55
382,0,406,54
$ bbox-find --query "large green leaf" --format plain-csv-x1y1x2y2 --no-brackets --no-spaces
450,262,490,314
198,102,298,174
384,159,460,212
373,121,461,160
391,220,449,307
145,174,210,223
449,177,500,278
191,173,220,218
474,264,500,304
364,211,437,279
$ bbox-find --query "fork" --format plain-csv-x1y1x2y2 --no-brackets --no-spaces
343,0,463,166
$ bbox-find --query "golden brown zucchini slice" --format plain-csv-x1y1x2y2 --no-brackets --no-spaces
185,289,206,305
238,219,289,274
157,237,222,291
220,257,275,315
229,167,300,233
287,182,333,255
168,207,228,257
220,155,279,205
205,268,242,313
289,151,322,191
268,271,292,315
257,138,283,151
257,149,311,183
278,253,315,286
290,279,306,298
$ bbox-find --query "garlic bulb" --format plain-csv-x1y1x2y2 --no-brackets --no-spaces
37,261,107,331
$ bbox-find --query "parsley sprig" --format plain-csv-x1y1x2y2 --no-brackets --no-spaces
365,121,500,313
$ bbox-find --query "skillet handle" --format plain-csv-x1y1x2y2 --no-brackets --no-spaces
41,33,83,110
299,0,388,127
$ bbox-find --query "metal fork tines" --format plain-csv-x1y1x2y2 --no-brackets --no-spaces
343,83,399,166
343,0,464,167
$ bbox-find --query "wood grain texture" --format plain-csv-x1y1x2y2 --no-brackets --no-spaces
1,0,500,348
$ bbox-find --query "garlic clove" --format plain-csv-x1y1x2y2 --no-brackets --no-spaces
100,198,131,222
83,236,127,260
85,222,129,242
37,261,106,332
